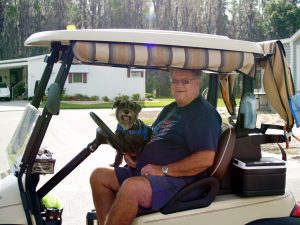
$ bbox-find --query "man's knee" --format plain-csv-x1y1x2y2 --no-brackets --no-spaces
90,167,119,190
118,177,152,208
90,167,105,186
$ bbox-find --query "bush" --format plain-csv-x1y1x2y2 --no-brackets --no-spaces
61,95,72,100
90,96,99,101
74,94,89,100
114,95,129,101
13,81,25,99
131,93,140,101
145,93,155,100
102,96,110,102
61,94,98,101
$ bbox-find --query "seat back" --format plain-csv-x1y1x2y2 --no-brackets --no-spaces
161,124,236,214
209,124,236,181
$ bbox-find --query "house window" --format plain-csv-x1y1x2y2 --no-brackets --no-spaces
0,77,2,82
127,69,144,78
68,73,87,83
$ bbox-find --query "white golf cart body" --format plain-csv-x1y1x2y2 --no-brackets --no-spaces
0,29,297,225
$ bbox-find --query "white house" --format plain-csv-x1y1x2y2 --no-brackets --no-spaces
281,29,300,94
0,55,146,100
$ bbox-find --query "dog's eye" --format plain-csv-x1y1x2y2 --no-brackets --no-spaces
128,102,134,107
120,101,126,108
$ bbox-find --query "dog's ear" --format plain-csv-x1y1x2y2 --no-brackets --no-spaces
134,102,142,113
112,100,121,109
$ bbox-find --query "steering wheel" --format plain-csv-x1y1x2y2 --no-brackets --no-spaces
89,112,125,150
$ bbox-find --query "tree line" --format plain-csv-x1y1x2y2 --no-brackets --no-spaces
0,0,299,97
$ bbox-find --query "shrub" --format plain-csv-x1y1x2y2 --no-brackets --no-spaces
61,94,98,101
102,96,110,102
13,81,25,99
114,95,129,101
131,93,140,101
74,94,88,99
61,95,72,100
145,93,155,100
90,96,99,101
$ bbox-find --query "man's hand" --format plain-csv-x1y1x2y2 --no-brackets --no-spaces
141,164,164,176
141,150,215,177
124,153,137,168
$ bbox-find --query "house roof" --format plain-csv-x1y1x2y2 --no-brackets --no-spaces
281,29,300,44
0,55,45,69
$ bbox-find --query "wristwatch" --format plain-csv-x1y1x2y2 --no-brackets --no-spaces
161,166,169,176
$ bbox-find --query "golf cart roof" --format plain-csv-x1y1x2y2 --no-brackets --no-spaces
25,29,264,54
25,29,265,78
24,29,295,127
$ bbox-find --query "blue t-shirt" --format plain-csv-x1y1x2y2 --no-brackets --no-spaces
136,96,222,177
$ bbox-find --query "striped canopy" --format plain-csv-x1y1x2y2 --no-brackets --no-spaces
73,42,256,77
219,74,237,115
73,40,295,128
259,40,295,128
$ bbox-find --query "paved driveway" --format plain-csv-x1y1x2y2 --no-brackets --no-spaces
1,101,299,225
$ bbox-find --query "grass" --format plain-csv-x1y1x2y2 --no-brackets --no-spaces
60,102,113,109
142,119,154,125
42,98,239,109
57,98,174,109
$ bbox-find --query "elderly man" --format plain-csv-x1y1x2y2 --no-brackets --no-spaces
90,68,222,225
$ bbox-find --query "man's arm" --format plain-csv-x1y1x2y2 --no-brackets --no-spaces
140,150,215,177
124,153,137,168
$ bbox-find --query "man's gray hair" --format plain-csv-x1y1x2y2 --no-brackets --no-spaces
170,68,202,80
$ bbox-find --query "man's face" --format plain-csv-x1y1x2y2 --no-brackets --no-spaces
170,69,200,107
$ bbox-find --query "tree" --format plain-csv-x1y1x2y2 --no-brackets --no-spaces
0,1,20,59
226,0,266,41
0,0,299,60
215,0,228,35
263,0,300,39
146,70,171,97
18,0,31,57
227,0,239,39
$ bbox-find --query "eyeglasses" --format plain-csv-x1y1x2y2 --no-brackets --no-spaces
170,78,196,85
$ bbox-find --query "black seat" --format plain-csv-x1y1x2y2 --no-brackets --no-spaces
161,124,236,214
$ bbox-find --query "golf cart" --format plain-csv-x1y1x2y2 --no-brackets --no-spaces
0,29,299,225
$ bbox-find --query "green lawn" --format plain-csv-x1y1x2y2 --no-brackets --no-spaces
60,102,113,109
58,98,174,109
43,98,236,109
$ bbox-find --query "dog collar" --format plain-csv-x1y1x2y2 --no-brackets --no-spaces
116,121,150,140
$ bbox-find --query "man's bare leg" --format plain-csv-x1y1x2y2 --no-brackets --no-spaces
90,167,120,225
105,176,152,225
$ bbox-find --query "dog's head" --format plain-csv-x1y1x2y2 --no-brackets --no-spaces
113,100,142,130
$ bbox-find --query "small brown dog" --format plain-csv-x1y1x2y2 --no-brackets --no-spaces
111,100,152,167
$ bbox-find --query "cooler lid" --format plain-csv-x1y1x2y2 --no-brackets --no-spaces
233,157,286,169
